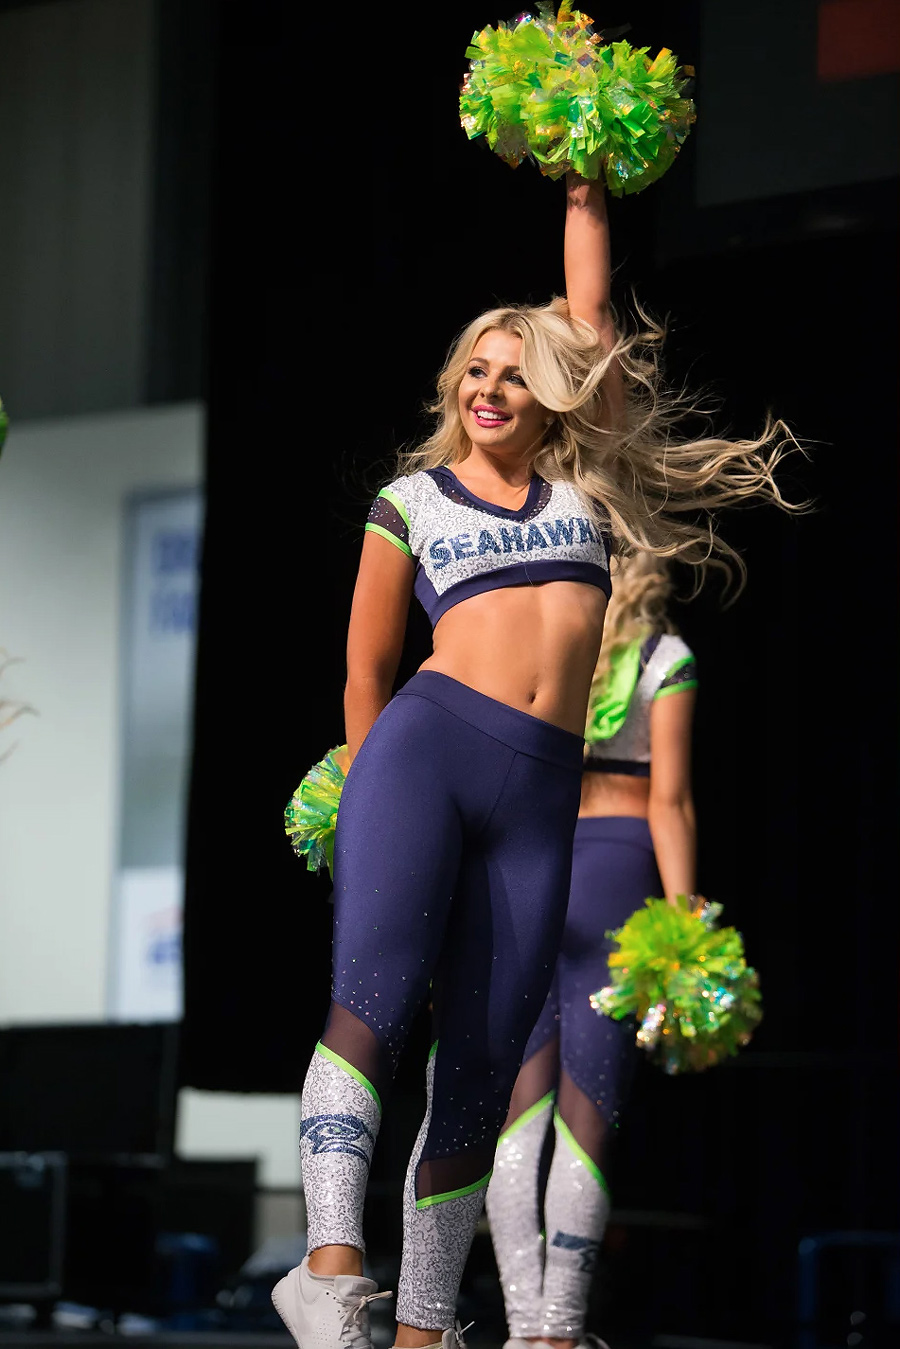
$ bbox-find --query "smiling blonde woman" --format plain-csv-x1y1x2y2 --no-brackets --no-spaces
272,173,799,1349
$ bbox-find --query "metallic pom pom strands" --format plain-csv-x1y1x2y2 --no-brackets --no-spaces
284,745,347,878
590,895,763,1074
459,2,696,195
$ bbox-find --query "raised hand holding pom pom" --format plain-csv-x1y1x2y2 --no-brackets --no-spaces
460,3,696,194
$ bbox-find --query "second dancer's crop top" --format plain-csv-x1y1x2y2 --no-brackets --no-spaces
584,632,698,776
366,467,612,627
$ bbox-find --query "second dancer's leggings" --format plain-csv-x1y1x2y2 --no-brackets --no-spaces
299,671,584,1331
487,816,661,1339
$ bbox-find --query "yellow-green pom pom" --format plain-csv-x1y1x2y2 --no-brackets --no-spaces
285,745,347,878
459,5,696,195
590,896,762,1073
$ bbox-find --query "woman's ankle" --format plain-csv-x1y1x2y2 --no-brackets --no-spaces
394,1326,443,1348
307,1243,364,1277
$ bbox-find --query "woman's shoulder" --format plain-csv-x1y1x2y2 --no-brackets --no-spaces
374,470,434,506
547,474,610,521
546,474,586,502
648,631,698,698
655,631,694,665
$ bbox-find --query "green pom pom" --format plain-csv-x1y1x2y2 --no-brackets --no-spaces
459,5,696,195
285,745,347,878
590,896,762,1073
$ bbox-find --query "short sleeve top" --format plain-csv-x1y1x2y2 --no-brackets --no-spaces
584,632,698,776
366,466,612,627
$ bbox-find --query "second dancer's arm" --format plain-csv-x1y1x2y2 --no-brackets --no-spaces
647,685,698,900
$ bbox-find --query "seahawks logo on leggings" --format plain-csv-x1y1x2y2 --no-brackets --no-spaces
550,1231,601,1273
301,1113,375,1162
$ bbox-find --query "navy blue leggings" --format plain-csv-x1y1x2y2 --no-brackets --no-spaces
514,816,661,1141
324,670,584,1198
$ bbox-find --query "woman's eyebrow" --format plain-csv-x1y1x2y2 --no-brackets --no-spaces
468,358,522,371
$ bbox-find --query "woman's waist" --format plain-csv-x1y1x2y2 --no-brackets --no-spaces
579,770,650,819
422,589,604,735
573,814,654,846
394,670,585,770
417,653,593,737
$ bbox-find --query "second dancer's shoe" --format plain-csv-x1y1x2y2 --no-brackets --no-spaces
271,1255,391,1348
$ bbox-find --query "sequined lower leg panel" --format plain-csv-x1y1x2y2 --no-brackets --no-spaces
539,1110,611,1340
486,1091,554,1338
396,1049,493,1331
299,1044,381,1253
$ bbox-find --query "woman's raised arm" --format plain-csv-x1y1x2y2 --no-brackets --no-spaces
344,532,413,762
564,172,624,426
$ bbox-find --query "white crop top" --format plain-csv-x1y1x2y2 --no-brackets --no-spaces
366,467,611,627
584,632,698,776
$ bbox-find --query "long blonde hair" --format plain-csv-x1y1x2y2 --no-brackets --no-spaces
590,552,674,697
398,298,802,586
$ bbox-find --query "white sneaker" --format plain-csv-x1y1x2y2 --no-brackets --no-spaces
271,1256,391,1348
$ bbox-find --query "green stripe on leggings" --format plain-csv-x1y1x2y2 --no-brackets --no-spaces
315,1042,382,1113
497,1090,556,1144
415,1168,493,1209
554,1108,610,1193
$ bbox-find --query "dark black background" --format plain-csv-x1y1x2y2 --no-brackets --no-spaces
181,2,899,1340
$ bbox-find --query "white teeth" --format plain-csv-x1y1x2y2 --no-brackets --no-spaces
474,410,509,421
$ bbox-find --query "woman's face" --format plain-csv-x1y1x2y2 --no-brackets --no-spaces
457,329,548,460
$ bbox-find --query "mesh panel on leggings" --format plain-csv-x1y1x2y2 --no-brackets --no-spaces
502,1036,560,1132
557,1068,611,1170
321,1002,393,1104
416,1145,496,1201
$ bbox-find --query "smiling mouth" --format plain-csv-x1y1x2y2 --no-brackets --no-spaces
471,407,512,425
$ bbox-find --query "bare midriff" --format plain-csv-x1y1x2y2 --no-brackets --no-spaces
579,769,650,819
419,581,608,737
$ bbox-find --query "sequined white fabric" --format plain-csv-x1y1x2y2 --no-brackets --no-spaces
299,1048,381,1254
540,1118,611,1339
587,632,693,767
396,1050,491,1331
376,470,609,606
486,1095,555,1338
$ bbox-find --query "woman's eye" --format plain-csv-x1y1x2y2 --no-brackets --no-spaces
508,374,526,386
467,365,485,378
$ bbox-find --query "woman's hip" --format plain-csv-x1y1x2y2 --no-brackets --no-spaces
565,815,661,940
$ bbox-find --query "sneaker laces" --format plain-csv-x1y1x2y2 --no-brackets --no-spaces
339,1288,392,1349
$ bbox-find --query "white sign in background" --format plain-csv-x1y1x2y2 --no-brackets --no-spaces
109,490,203,1021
